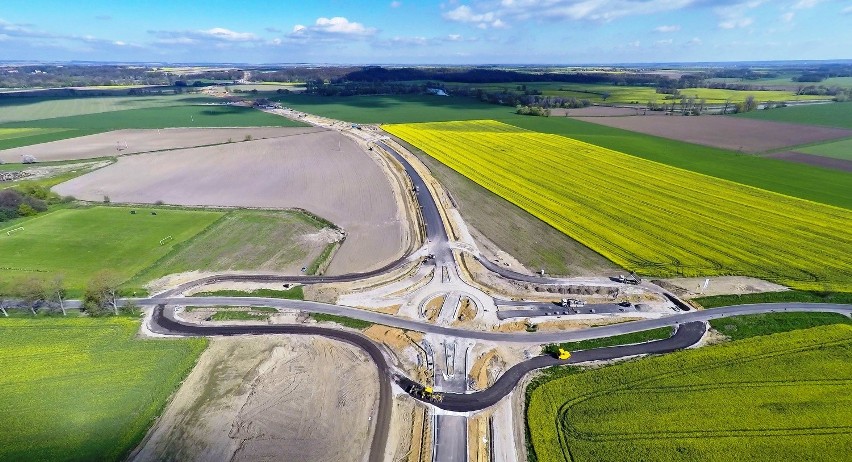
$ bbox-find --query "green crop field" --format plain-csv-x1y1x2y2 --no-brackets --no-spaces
527,324,852,462
0,95,216,124
538,84,831,104
734,102,852,129
506,116,852,209
0,98,304,150
129,210,330,286
274,93,515,123
386,120,852,290
0,316,207,462
0,206,223,294
797,138,852,160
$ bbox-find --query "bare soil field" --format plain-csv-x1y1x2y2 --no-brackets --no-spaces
551,106,642,117
573,114,852,153
54,130,408,274
132,336,378,462
0,127,324,163
767,151,852,172
661,276,787,298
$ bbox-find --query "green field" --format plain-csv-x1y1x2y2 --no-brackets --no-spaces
386,121,852,290
192,286,305,300
0,207,223,294
544,327,672,354
527,324,852,462
734,102,852,129
274,93,515,123
0,95,217,124
0,99,304,150
129,210,330,286
0,317,207,462
507,116,852,209
708,312,852,340
695,290,852,308
797,137,852,160
541,84,830,104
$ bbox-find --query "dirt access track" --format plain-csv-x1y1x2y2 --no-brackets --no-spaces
574,113,852,153
132,336,378,462
54,129,409,275
0,127,324,163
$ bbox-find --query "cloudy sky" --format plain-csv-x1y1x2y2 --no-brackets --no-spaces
1,0,850,64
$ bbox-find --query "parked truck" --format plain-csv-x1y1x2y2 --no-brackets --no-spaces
560,298,586,308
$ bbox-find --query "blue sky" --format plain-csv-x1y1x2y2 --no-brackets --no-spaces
1,0,850,64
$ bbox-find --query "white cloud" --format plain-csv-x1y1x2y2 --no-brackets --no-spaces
655,39,674,45
780,12,795,22
444,5,506,28
715,1,765,29
288,17,377,40
199,28,258,42
149,27,260,44
687,37,702,45
792,0,822,9
842,5,852,14
390,1,402,7
444,0,701,28
654,24,681,32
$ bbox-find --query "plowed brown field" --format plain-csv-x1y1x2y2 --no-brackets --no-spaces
573,114,852,152
0,127,323,163
54,130,408,274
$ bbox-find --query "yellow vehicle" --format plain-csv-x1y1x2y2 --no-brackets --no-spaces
558,348,571,360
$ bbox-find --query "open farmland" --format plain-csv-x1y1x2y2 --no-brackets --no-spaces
526,324,852,462
54,130,408,275
0,206,222,294
734,102,852,129
0,127,323,163
0,317,207,462
0,95,215,124
274,93,514,123
0,104,306,151
508,116,852,209
130,209,339,287
385,120,852,290
572,113,852,153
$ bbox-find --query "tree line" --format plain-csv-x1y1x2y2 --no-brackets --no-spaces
0,270,137,317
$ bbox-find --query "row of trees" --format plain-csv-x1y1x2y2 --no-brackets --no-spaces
1,270,135,317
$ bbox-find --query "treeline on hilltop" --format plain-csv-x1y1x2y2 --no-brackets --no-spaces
0,65,244,89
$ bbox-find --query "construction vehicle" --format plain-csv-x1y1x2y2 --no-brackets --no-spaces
617,272,641,285
558,348,571,360
409,383,443,402
560,298,586,308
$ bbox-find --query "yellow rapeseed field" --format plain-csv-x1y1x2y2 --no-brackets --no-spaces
384,120,852,291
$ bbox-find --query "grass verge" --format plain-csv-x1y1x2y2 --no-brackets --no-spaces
709,312,852,341
542,326,672,354
192,286,305,300
694,290,852,308
309,313,373,330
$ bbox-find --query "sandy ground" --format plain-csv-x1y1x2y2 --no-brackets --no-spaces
574,114,852,153
661,276,787,298
54,130,408,274
0,160,110,184
132,336,378,462
767,151,852,172
0,127,325,163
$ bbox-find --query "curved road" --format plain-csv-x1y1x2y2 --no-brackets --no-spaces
141,297,852,344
